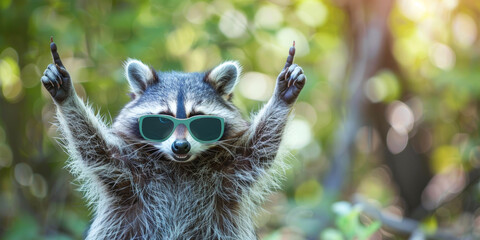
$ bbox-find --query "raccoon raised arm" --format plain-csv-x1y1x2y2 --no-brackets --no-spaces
242,42,306,167
41,39,133,200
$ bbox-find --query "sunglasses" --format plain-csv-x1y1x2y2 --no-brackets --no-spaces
138,115,225,143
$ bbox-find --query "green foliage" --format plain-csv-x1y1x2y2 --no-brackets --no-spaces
2,214,39,240
320,202,381,240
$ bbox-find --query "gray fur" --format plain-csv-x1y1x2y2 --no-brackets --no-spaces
52,60,299,240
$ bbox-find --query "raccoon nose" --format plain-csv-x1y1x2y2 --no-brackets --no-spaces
172,140,191,154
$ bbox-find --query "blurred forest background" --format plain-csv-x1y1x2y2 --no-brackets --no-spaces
1,0,480,239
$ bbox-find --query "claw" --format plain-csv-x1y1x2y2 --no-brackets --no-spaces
291,67,301,79
41,75,55,89
287,74,292,88
56,64,63,85
285,64,297,84
288,67,301,87
49,79,55,89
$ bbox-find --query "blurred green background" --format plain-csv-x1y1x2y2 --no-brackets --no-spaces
1,0,480,239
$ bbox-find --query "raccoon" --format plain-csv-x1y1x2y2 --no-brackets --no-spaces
41,39,306,240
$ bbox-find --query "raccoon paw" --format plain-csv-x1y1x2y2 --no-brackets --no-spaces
41,39,73,103
275,64,306,105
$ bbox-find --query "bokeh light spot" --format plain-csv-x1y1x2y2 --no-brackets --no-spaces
387,101,414,133
0,56,23,102
364,71,400,103
364,76,388,103
429,43,455,70
422,167,465,210
0,57,19,86
14,163,33,186
452,13,477,48
255,5,283,29
398,0,427,21
0,47,19,63
386,127,408,154
332,201,352,216
185,2,211,25
219,9,247,39
284,119,312,150
238,72,274,101
30,174,48,199
296,0,328,27
393,36,429,68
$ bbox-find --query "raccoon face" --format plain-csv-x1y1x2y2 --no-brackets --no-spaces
113,59,248,163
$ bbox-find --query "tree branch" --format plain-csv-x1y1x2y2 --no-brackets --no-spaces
352,195,460,240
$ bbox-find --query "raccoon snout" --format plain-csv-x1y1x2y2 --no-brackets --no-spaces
172,140,191,154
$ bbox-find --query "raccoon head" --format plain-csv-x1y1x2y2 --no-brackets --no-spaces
113,59,248,163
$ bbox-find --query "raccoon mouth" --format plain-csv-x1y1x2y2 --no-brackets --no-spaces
173,154,190,161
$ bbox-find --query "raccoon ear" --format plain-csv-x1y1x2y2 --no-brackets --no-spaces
124,58,158,96
206,61,241,96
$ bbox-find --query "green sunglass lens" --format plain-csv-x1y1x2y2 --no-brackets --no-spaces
140,116,174,141
190,117,223,142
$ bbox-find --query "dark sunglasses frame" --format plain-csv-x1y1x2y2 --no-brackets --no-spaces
138,115,225,143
